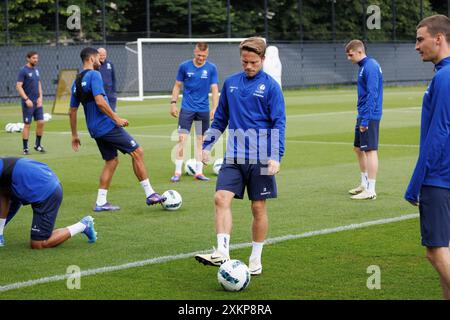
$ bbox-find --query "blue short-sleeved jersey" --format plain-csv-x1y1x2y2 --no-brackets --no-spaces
17,66,40,101
70,69,116,138
0,158,60,204
176,60,218,112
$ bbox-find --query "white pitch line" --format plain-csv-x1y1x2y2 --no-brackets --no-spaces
43,132,419,148
286,140,419,148
0,213,418,293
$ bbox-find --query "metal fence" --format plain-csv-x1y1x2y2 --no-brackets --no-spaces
0,41,435,103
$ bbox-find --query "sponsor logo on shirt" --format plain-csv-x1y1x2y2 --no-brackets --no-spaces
230,86,238,93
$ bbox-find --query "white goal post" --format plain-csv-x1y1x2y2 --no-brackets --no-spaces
125,38,248,101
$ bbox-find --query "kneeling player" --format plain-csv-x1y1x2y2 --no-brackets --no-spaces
0,157,97,248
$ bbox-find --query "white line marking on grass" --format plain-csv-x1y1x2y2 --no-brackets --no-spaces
0,213,418,293
286,140,419,148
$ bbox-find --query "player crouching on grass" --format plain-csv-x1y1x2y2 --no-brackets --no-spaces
69,47,165,212
194,37,286,276
0,157,96,248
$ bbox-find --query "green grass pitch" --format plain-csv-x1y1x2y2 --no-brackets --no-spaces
0,86,442,299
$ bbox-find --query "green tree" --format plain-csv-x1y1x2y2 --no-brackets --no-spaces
3,0,131,44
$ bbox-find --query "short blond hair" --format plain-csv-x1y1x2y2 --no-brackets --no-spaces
345,39,365,53
240,37,266,57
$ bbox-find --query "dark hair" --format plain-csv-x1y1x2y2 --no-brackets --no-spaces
26,51,38,59
196,42,208,51
80,47,99,62
345,39,365,53
239,37,266,57
417,15,450,43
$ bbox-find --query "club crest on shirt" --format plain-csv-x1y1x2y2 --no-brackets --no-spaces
253,83,266,97
28,73,33,78
107,63,111,70
201,69,208,79
35,69,39,77
359,67,365,77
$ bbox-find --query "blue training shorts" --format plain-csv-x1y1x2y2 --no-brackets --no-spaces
6,184,63,241
94,126,140,161
354,119,380,151
419,185,450,248
178,109,210,136
216,160,277,201
21,101,44,124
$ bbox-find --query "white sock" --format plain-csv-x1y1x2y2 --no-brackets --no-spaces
250,241,264,262
96,189,108,206
67,222,86,237
217,233,230,257
175,159,183,175
140,179,155,198
196,161,203,175
361,172,368,188
0,218,6,236
367,179,376,193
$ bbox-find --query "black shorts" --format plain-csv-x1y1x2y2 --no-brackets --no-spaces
419,185,450,248
95,127,140,161
354,119,380,151
216,161,277,201
178,109,210,136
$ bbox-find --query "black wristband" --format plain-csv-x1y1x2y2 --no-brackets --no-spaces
171,100,177,104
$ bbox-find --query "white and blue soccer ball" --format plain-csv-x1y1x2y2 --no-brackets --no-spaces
43,113,52,122
217,259,251,292
213,158,224,176
161,190,182,211
184,158,197,176
4,123,23,133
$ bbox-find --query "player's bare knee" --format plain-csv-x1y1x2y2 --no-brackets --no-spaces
251,201,266,215
30,241,46,249
131,147,144,160
215,192,230,208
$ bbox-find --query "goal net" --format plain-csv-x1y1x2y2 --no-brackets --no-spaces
121,38,247,101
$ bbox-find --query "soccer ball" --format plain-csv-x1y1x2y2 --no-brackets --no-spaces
5,123,14,132
15,123,24,132
184,158,197,176
161,190,182,211
217,259,251,292
213,158,224,175
43,113,52,122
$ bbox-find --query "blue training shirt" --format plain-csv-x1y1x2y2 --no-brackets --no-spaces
176,60,218,112
203,70,286,162
70,69,116,138
0,158,60,204
17,65,40,101
357,56,383,127
405,56,450,203
99,60,117,102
